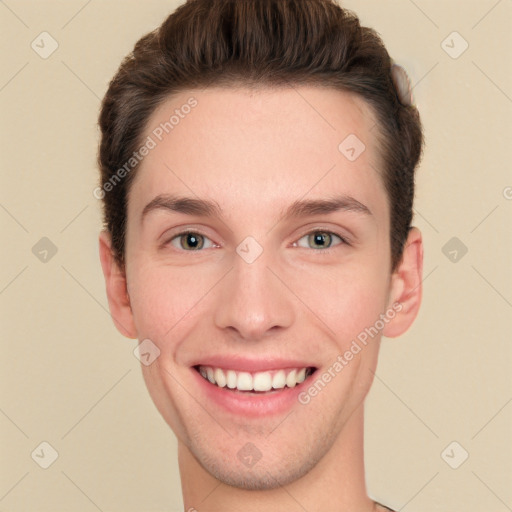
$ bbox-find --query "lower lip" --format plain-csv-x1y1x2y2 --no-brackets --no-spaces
191,368,315,418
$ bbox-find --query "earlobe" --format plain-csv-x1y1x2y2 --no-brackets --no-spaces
382,227,423,338
98,230,138,339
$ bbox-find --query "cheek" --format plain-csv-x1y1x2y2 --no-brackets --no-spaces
126,260,219,344
289,257,390,345
127,245,391,352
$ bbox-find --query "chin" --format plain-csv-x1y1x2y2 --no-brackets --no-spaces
191,448,320,490
184,421,337,491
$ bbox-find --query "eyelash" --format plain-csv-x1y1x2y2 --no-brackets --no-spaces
164,229,350,253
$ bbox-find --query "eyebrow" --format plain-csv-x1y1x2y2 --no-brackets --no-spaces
141,194,222,222
282,195,372,219
140,193,372,223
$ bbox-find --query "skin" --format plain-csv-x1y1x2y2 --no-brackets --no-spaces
99,86,423,512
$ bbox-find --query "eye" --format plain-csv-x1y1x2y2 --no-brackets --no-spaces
294,230,347,250
168,231,215,251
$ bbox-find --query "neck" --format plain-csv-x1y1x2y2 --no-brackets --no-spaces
178,404,376,512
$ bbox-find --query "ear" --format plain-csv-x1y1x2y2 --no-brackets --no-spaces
382,227,423,338
98,230,138,339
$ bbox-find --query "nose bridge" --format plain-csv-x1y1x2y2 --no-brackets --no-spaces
213,243,294,340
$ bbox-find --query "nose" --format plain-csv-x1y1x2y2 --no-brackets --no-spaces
213,249,295,342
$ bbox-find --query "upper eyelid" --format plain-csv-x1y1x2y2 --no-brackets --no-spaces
167,229,218,249
297,231,347,244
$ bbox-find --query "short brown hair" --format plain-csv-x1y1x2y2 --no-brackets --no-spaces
97,0,424,271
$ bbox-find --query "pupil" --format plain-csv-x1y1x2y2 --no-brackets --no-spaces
312,232,330,248
185,233,201,249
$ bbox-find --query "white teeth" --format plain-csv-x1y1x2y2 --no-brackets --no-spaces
226,370,237,389
272,370,286,389
237,372,253,391
197,366,312,392
253,372,273,392
214,368,226,388
286,369,297,388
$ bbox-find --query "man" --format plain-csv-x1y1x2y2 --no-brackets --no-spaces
97,1,424,510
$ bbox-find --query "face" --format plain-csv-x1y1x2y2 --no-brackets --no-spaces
100,85,422,490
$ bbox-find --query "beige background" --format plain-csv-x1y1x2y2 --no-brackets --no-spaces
1,0,511,510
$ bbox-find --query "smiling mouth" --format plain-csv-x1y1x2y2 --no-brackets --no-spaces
193,365,317,393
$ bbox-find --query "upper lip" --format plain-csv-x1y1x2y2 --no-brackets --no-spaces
190,356,317,373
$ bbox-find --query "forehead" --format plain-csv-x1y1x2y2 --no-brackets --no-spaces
128,85,386,219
